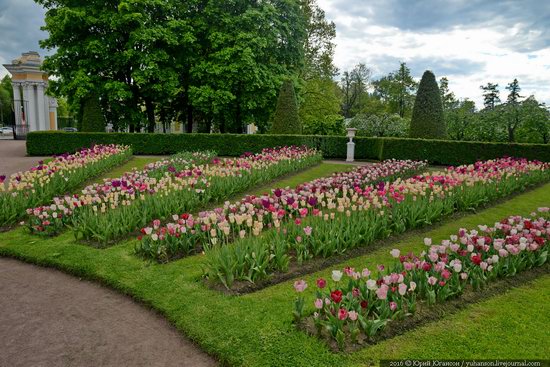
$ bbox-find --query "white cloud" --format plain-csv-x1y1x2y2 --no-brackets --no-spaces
319,0,550,107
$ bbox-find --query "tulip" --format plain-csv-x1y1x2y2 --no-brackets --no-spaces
293,280,308,293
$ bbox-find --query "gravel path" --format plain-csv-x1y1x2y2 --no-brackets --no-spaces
0,141,216,366
0,258,217,367
0,140,47,177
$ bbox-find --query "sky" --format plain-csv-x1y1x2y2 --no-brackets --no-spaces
0,0,549,107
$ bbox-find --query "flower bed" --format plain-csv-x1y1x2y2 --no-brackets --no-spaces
0,144,131,226
292,208,550,351
201,158,550,289
28,146,321,244
136,159,426,262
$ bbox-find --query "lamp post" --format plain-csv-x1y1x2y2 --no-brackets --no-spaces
346,128,357,162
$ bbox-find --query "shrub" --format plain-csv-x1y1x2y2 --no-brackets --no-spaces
410,70,446,139
26,132,550,165
271,80,302,134
80,93,106,132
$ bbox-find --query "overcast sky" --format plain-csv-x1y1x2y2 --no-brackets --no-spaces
1,0,549,107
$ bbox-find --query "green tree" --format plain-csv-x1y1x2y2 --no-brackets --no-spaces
446,99,476,140
341,63,371,118
36,0,306,134
81,93,106,132
348,113,408,137
300,0,337,79
373,62,417,118
0,76,14,126
480,83,500,110
271,80,302,134
300,78,342,135
517,96,549,143
410,70,446,139
504,78,522,142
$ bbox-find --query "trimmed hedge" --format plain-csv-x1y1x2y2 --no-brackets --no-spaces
27,131,550,165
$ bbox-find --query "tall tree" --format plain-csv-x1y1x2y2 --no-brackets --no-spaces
36,0,306,133
300,0,337,80
504,78,523,142
373,62,417,118
480,83,500,110
446,99,476,141
271,80,302,134
518,96,550,143
410,70,446,139
439,77,457,110
300,78,342,135
341,63,371,118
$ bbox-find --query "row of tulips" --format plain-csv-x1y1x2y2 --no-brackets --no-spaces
0,144,131,226
135,159,427,262
202,157,550,288
293,208,550,350
27,146,322,244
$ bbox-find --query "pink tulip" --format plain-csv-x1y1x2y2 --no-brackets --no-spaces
293,280,307,293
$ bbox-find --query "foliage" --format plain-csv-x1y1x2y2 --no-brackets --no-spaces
373,62,417,119
410,70,446,139
445,99,476,141
300,0,337,79
271,80,302,134
37,0,306,133
300,78,343,135
27,131,550,165
348,113,408,137
80,93,106,132
341,64,371,118
480,83,501,110
0,76,14,126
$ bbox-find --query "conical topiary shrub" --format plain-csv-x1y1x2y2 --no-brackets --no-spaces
410,70,446,139
270,79,302,134
81,93,106,132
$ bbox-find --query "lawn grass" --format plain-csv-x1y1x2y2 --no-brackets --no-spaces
89,156,165,184
0,166,549,366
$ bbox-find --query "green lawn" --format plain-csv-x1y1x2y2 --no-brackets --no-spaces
90,156,165,184
0,163,549,366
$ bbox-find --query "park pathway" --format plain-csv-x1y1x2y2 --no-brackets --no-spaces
0,258,217,367
0,140,217,366
0,140,48,177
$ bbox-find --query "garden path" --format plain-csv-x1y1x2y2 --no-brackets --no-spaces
0,257,217,367
0,140,48,176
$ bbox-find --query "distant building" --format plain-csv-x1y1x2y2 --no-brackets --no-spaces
3,51,58,133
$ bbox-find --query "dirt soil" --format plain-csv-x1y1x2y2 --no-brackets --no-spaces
0,257,217,367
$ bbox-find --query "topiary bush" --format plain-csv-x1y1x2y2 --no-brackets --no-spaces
410,70,446,139
80,93,106,132
270,80,302,134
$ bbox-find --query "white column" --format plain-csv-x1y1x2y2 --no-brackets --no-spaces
36,83,46,130
36,83,47,130
11,83,22,125
22,82,36,131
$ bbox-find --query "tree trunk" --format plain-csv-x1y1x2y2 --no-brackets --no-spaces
145,98,155,133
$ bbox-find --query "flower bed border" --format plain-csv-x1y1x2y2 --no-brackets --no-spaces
205,173,550,294
298,263,550,353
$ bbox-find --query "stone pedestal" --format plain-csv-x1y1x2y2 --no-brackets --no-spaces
346,141,355,162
